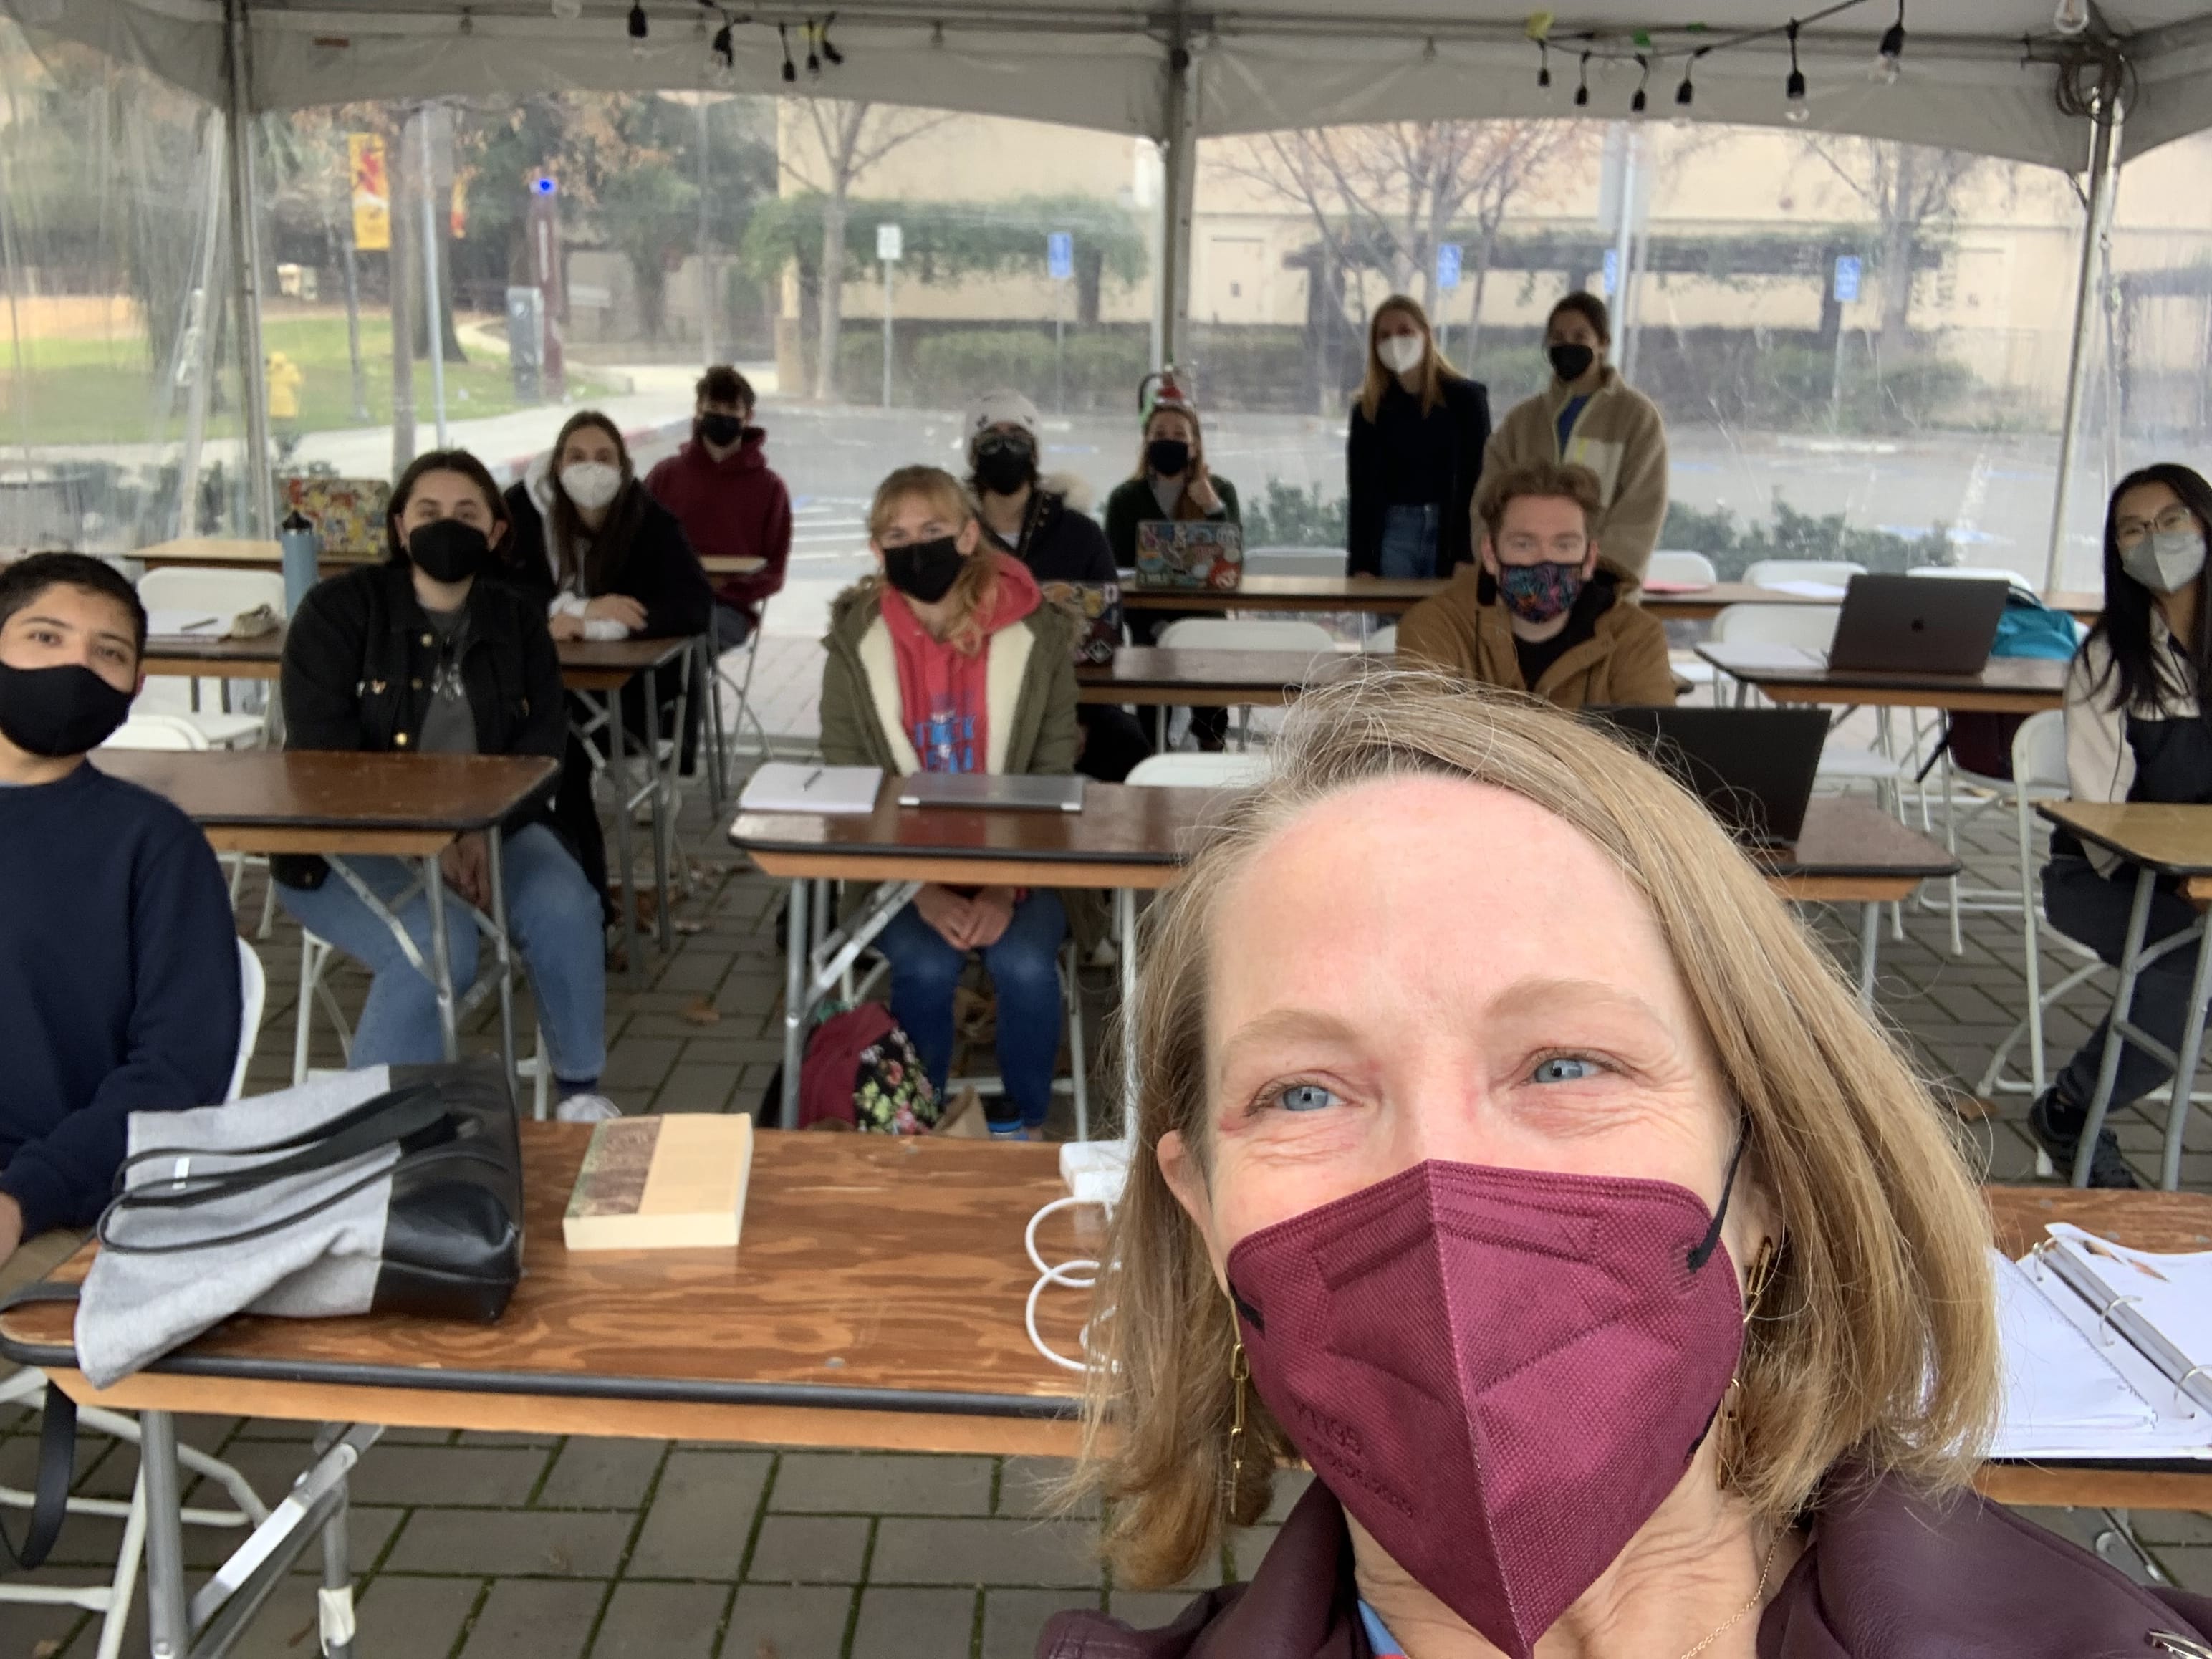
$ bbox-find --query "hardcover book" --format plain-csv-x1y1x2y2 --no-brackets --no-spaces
562,1115,754,1251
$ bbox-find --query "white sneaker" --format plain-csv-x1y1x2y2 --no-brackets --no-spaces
554,1092,622,1123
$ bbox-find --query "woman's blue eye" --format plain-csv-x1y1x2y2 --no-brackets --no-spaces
1279,1084,1339,1112
1532,1057,1599,1085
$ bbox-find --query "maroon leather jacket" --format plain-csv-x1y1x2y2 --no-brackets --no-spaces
1039,1473,2212,1659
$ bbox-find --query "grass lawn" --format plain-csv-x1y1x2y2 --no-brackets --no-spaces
0,309,612,447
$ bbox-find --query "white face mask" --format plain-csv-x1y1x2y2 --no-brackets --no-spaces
2122,526,2208,596
560,461,622,511
1378,334,1426,375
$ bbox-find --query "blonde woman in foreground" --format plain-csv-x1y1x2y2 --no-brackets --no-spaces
1039,673,2212,1659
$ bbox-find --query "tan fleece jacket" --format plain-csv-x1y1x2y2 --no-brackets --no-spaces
1476,368,1670,582
1396,566,1679,710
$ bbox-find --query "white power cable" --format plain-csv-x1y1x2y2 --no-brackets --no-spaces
1025,1195,1105,1372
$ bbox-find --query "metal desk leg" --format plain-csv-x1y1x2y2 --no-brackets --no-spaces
700,635,729,812
140,1410,188,1659
780,877,810,1128
2076,865,2159,1186
643,663,673,952
424,852,459,1062
318,1474,356,1659
1118,888,1138,1140
607,696,640,989
489,834,518,1095
1857,900,1881,1006
2159,919,2212,1190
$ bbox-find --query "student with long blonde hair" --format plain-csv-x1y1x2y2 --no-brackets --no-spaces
817,466,1081,1137
1346,295,1491,581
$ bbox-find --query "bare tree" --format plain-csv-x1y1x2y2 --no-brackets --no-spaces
1798,138,1994,352
783,99,956,401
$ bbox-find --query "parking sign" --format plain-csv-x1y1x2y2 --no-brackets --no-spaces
1047,232,1074,281
1602,248,1620,297
1436,242,1462,292
1834,255,1861,303
877,223,903,263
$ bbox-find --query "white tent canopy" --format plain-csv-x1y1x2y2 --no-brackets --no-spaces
16,0,2212,169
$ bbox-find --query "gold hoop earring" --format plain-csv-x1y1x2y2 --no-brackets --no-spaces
1228,1336,1251,1497
1718,1239,1779,1491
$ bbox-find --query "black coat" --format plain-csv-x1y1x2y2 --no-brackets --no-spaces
498,479,714,640
1345,374,1492,578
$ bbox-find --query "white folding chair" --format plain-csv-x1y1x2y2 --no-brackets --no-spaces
97,713,209,752
1154,617,1338,751
1741,559,1867,591
1125,752,1274,789
133,568,282,750
1647,552,1719,701
0,941,273,1659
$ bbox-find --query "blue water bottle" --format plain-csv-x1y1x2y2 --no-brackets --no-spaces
279,509,319,617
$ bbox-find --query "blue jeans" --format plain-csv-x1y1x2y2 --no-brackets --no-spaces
277,822,607,1085
874,890,1068,1130
1378,504,1441,580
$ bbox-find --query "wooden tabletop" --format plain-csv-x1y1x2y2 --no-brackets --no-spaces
734,779,1215,890
1697,644,2069,714
1641,582,2103,624
1761,797,1959,901
699,554,766,578
1119,575,1439,614
2037,802,2212,898
90,749,559,858
140,627,694,693
1077,647,1352,707
0,1127,1092,1456
133,537,376,571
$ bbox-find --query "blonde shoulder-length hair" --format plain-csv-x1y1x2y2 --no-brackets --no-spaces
1078,672,2001,1590
1356,294,1464,424
863,464,1001,658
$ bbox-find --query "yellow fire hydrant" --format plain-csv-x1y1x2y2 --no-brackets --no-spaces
266,350,304,422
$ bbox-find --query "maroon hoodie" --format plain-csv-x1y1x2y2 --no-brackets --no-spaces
1039,1473,2212,1659
644,428,792,623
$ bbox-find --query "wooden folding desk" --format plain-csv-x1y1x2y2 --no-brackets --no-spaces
1077,646,1351,708
2033,802,2212,1191
1645,584,2102,625
132,537,377,575
697,554,766,580
1119,575,1438,615
1696,644,2070,715
90,750,557,1069
136,629,698,980
1,1143,2205,1659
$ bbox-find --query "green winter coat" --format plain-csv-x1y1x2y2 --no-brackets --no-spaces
817,579,1103,946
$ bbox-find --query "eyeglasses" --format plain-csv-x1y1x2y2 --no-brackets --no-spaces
2116,507,2198,549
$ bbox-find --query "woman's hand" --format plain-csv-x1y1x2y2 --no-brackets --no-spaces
914,883,976,951
548,612,587,640
1186,460,1223,516
963,886,1017,950
440,831,492,911
584,594,648,633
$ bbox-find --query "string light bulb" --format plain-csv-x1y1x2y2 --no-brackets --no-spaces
1877,0,1905,80
806,19,822,74
1675,52,1698,115
709,19,734,81
779,21,797,80
2053,0,2090,34
1784,20,1808,121
1573,49,1590,107
629,1,650,54
1630,53,1650,115
1537,40,1552,87
821,12,845,64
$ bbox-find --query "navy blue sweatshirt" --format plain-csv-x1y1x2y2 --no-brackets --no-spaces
0,763,241,1238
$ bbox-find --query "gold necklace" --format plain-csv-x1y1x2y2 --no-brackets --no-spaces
1673,1529,1787,1659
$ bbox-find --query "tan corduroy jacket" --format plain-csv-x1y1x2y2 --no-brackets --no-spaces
1476,367,1669,581
1396,566,1678,710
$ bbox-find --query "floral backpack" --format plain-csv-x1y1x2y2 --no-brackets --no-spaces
798,1003,942,1134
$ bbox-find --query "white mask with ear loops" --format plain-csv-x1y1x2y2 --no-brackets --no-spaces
1378,335,1426,375
560,462,622,511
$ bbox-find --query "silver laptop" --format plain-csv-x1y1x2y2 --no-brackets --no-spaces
896,773,1087,813
1824,573,2008,675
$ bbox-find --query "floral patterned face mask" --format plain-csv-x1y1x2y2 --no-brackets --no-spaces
1495,559,1586,624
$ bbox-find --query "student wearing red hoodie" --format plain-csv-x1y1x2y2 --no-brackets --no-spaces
643,366,793,652
818,466,1081,1138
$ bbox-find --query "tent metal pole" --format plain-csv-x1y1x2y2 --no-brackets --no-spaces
1156,27,1198,370
224,0,275,538
2042,65,2124,595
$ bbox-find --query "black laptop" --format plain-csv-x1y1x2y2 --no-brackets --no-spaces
1824,573,2008,675
1585,706,1829,847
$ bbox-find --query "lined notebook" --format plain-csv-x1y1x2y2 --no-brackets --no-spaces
738,762,883,815
562,1115,755,1251
1994,1226,2212,1459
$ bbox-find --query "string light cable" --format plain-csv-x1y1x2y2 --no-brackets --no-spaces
1024,1139,1132,1374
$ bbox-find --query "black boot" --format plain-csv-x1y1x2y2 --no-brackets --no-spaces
2029,1089,2141,1188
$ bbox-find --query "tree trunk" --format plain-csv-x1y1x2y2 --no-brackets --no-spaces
1077,246,1103,326
390,112,418,475
1467,235,1494,359
814,192,847,401
411,107,467,363
1877,145,1918,355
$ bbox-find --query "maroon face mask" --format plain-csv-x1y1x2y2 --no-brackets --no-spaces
1224,1154,1748,1659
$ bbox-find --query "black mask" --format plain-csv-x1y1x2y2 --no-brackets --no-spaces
407,519,491,585
883,537,966,604
0,660,134,759
1146,438,1191,477
699,413,746,447
1548,342,1597,383
974,435,1035,496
